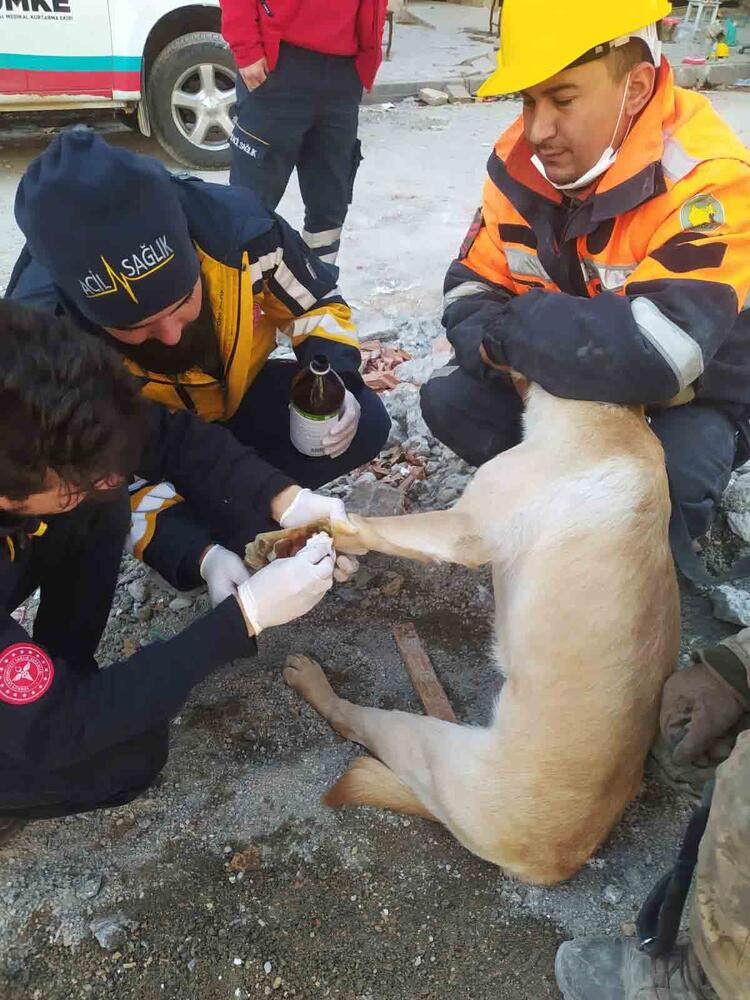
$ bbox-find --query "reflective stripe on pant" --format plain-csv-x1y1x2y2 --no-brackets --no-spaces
692,730,750,999
230,43,363,267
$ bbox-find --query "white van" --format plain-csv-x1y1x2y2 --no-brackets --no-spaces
0,0,236,168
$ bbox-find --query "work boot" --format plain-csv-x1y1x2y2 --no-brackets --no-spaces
555,935,719,1000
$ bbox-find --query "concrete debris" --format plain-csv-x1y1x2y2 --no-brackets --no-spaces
446,83,473,104
76,875,103,900
418,88,449,107
710,583,750,626
346,481,406,518
168,596,193,612
603,884,624,906
89,912,133,951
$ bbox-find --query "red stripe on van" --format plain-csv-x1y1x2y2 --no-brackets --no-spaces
0,68,140,97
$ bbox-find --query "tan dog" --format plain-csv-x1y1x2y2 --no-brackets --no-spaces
284,385,680,885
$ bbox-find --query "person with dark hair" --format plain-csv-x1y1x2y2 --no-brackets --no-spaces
7,126,389,604
0,298,348,842
423,0,750,551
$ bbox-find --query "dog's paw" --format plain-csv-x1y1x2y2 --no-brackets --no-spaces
283,654,338,718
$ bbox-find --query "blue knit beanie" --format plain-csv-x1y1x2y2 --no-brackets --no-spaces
15,127,199,328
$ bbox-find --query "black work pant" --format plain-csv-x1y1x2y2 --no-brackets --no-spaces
1,491,168,819
421,366,742,540
142,360,391,587
230,43,363,267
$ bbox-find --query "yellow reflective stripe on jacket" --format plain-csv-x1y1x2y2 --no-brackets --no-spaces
128,481,182,560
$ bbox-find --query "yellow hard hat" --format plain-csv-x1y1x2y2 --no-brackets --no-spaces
478,0,672,97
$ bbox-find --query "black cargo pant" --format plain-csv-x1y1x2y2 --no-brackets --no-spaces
421,365,743,540
1,490,168,819
230,43,363,268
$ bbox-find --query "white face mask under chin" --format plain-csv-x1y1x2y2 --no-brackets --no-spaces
531,72,632,192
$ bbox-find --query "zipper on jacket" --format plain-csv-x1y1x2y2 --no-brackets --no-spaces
260,0,274,16
173,380,197,412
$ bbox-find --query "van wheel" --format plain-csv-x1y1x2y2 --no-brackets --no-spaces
148,31,237,170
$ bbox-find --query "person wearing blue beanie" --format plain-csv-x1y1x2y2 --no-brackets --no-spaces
8,127,389,600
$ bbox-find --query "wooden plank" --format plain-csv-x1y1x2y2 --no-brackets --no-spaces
392,622,457,723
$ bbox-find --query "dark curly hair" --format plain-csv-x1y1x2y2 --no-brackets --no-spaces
0,299,147,501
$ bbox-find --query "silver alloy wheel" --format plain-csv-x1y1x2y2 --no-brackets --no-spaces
170,62,236,152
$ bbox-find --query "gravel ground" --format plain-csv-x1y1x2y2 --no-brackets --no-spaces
1,93,748,999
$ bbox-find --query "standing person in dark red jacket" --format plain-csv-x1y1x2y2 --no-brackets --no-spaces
221,0,388,270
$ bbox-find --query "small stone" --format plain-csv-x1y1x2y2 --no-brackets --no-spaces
229,847,261,872
446,83,472,104
77,874,104,900
264,961,273,975
127,580,148,603
90,912,131,951
603,884,624,905
380,574,404,597
711,583,750,626
272,977,282,990
418,87,448,106
169,596,193,612
414,955,423,967
187,959,197,973
233,957,243,967
347,481,405,518
135,605,152,623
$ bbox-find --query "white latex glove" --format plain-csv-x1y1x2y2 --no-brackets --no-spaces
278,490,358,582
278,487,349,529
199,544,251,607
322,390,361,458
236,533,334,634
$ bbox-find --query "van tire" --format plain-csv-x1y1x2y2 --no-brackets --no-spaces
147,31,237,170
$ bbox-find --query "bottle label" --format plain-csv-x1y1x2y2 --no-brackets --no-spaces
289,403,341,457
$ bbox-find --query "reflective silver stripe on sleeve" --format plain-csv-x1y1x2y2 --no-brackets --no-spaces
631,297,704,390
580,258,637,291
273,261,317,311
505,247,551,282
443,280,496,310
661,134,702,183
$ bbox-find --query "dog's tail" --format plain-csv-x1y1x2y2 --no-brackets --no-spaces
323,757,437,821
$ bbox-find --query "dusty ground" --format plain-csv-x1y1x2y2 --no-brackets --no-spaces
0,90,748,1000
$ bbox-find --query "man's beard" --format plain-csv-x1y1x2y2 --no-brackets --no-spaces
116,278,223,377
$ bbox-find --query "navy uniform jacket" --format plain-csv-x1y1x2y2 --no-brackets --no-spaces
0,403,292,815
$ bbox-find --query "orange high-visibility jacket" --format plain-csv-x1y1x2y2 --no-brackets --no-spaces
445,62,750,407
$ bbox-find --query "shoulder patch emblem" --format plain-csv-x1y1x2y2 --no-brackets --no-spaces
0,644,54,706
680,194,725,233
459,208,484,260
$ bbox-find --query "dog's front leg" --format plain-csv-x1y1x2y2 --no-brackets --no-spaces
336,510,488,568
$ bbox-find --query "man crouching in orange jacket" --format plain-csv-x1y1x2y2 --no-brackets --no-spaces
423,0,750,553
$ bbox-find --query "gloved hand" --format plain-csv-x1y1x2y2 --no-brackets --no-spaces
660,657,750,763
278,489,358,582
199,544,251,607
322,390,361,458
236,533,334,635
278,487,348,529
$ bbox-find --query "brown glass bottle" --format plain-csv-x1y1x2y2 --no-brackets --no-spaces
289,354,345,457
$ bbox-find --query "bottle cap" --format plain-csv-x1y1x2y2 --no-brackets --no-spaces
310,354,331,376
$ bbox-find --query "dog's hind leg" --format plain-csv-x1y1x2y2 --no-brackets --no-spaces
284,654,490,830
